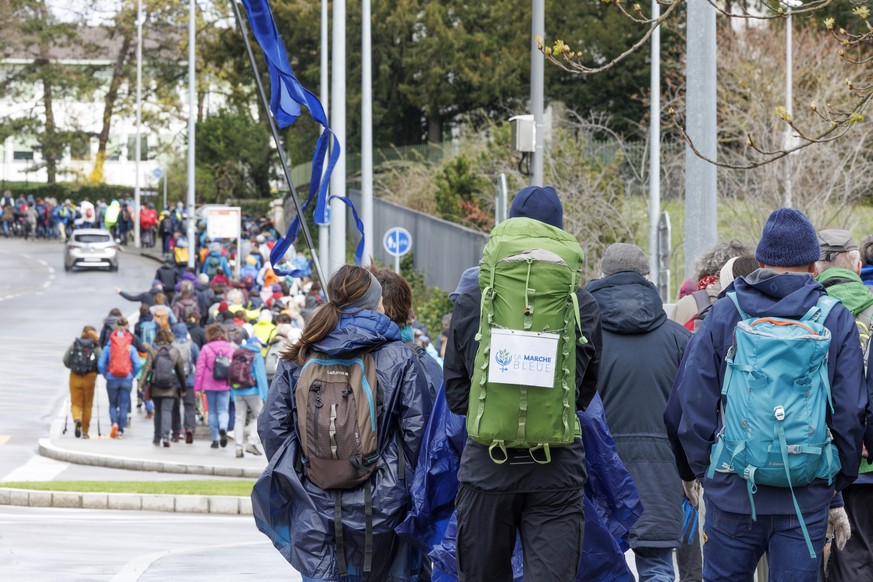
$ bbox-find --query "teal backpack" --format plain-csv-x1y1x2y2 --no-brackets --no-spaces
708,291,842,558
468,218,585,464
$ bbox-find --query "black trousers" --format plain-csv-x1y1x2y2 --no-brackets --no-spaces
828,484,873,582
152,396,177,441
455,484,584,582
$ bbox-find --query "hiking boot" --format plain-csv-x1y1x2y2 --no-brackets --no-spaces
153,439,160,446
185,431,194,444
82,433,89,440
171,435,180,443
116,432,124,440
235,447,244,458
145,411,154,420
162,439,170,448
211,441,219,449
110,424,119,439
219,429,227,448
74,420,82,438
245,443,264,456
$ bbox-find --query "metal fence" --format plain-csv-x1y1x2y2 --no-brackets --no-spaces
283,190,488,291
346,190,487,291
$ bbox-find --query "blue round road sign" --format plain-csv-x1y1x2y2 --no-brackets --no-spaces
152,168,164,179
383,227,412,257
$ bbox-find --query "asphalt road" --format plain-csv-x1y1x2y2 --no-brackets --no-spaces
0,506,298,582
0,238,305,580
0,237,161,482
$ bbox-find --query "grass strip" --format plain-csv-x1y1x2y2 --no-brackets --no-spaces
1,480,255,496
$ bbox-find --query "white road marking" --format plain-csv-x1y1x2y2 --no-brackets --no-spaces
109,541,284,582
48,266,55,274
38,260,47,266
0,435,11,445
0,455,70,483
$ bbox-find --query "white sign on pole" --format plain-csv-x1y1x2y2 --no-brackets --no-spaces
206,207,241,239
487,328,560,388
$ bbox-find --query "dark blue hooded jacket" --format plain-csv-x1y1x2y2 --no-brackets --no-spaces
253,309,433,581
587,271,690,549
665,270,866,515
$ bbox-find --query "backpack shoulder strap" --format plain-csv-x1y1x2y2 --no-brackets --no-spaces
692,289,711,314
726,291,750,320
806,295,841,324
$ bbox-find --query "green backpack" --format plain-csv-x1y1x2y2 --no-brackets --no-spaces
468,217,586,464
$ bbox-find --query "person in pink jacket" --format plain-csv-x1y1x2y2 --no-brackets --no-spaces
194,323,235,448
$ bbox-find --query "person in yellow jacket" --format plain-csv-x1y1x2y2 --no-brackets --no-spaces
251,310,277,355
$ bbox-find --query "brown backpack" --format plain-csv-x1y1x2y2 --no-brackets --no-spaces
295,351,379,490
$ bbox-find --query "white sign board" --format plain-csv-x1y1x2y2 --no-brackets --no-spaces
487,328,560,388
206,207,241,240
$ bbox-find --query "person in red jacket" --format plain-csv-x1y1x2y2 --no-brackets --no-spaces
140,203,158,248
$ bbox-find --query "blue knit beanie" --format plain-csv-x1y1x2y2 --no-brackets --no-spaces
755,208,819,267
509,186,563,229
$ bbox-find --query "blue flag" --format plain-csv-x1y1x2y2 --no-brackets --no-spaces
240,0,364,273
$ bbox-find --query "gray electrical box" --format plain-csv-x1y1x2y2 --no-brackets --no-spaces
509,115,536,153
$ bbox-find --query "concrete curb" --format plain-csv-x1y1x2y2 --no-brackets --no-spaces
0,487,253,515
38,438,264,479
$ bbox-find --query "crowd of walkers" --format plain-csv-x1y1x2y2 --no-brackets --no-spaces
59,183,873,581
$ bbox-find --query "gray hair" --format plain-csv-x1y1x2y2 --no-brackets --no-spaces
817,249,862,274
694,240,750,280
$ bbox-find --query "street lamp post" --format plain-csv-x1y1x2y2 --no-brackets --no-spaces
783,0,802,208
134,0,142,248
186,0,196,268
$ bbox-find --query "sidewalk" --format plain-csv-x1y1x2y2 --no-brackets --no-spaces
0,385,270,514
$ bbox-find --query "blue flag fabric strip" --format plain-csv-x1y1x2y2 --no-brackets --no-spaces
240,0,363,274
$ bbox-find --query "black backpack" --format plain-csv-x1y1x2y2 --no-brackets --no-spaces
151,346,177,389
213,354,231,380
160,216,173,234
69,338,96,376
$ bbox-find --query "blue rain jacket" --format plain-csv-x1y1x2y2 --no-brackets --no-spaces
252,309,433,581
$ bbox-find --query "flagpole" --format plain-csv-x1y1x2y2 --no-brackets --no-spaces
230,0,329,295
361,0,373,266
329,0,347,276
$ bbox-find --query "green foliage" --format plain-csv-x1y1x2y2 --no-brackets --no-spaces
195,109,274,199
399,253,453,336
1,180,130,203
2,480,255,496
434,156,492,228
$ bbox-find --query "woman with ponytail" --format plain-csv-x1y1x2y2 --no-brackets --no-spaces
255,265,433,582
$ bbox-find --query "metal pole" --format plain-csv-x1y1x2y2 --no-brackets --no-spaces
648,0,661,288
162,172,167,210
683,0,718,279
230,0,329,295
394,231,400,274
134,0,142,248
784,6,793,208
530,0,545,186
329,0,347,275
186,0,196,269
361,0,374,266
319,0,330,279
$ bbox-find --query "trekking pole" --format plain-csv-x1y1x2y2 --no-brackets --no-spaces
96,377,102,438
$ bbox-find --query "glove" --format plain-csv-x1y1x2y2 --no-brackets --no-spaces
828,507,851,551
682,479,701,508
